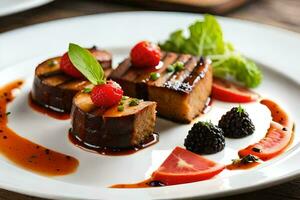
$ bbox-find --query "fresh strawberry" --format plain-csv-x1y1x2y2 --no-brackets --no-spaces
91,81,123,108
130,41,161,68
60,52,83,78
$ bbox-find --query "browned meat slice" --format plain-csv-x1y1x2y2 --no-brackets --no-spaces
71,91,157,148
31,49,112,113
110,52,212,123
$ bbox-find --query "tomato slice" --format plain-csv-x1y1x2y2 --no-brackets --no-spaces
238,122,292,161
212,78,259,103
151,147,225,185
260,99,293,129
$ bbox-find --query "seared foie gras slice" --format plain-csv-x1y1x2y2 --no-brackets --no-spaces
110,52,212,123
31,49,112,113
71,92,157,148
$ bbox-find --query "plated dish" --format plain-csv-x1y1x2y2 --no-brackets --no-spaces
0,12,300,199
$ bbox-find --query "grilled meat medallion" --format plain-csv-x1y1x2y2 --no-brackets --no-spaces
31,49,112,113
71,91,157,149
110,52,213,123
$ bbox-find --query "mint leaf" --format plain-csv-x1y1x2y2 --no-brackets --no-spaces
68,43,105,85
159,14,262,88
83,87,92,93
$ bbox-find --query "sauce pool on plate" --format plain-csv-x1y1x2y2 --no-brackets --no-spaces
0,80,78,176
69,131,159,156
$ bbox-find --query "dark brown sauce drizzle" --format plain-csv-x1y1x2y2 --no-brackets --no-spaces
69,131,159,156
28,93,70,120
0,80,78,176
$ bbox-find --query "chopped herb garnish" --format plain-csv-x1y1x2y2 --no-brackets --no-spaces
167,61,185,73
122,96,129,100
68,43,105,85
117,105,124,112
167,65,175,73
150,72,160,81
232,154,260,165
237,105,245,116
47,60,58,67
5,112,11,116
119,100,124,105
129,98,140,106
241,154,259,164
173,61,185,71
83,88,92,93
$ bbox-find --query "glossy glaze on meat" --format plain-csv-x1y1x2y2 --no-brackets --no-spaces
31,49,112,113
110,52,212,123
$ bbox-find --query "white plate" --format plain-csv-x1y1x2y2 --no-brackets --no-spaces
0,0,52,17
0,12,300,200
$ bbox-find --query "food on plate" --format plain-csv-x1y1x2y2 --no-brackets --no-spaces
110,43,213,123
71,90,156,149
90,80,124,108
0,80,78,176
260,99,293,129
111,146,225,187
212,78,260,103
159,14,262,88
227,154,260,170
238,99,293,161
218,105,255,138
151,146,225,185
130,41,161,68
184,121,225,154
1,12,296,189
67,43,157,149
238,121,293,161
31,46,112,113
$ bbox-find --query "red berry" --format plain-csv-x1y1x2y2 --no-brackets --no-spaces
91,81,123,108
60,52,83,78
130,41,161,68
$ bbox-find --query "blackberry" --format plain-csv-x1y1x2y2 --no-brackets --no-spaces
218,106,255,138
184,121,225,154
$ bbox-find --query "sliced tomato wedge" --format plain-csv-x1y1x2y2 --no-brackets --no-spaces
151,147,225,185
238,122,292,161
212,78,259,103
260,99,293,129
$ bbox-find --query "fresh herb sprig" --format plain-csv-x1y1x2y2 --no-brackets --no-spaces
68,43,105,85
159,15,262,88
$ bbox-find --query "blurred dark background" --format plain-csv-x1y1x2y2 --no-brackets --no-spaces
0,0,299,33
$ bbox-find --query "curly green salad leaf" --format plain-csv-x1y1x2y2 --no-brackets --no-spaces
159,15,262,88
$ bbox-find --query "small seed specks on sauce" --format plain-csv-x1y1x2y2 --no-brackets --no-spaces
0,80,79,176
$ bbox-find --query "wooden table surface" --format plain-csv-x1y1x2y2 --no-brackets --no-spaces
0,0,300,199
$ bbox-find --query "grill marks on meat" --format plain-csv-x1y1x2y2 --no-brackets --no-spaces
110,52,213,123
31,50,112,113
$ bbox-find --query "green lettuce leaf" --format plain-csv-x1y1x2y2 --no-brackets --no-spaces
159,14,262,88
